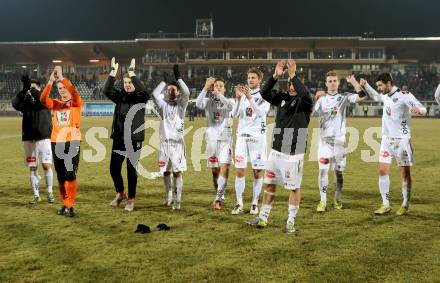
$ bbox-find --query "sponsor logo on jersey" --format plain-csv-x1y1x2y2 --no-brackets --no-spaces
401,120,408,134
319,157,330,164
26,157,37,163
235,155,245,163
208,156,219,163
381,150,390,158
159,160,166,167
265,170,276,179
285,170,293,179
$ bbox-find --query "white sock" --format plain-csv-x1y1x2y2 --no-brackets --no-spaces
334,170,343,202
235,176,245,207
258,204,272,222
30,171,40,197
174,175,183,204
252,178,263,206
164,175,173,201
378,175,390,208
402,181,411,207
319,169,329,202
44,168,53,194
216,175,227,201
287,204,299,224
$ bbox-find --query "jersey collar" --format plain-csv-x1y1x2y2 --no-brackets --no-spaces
387,86,399,97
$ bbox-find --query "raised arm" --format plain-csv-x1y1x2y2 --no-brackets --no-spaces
291,76,314,110
177,79,190,108
172,64,190,108
346,75,368,102
360,79,382,102
261,60,286,105
152,81,167,109
231,89,243,118
39,70,61,109
435,84,440,105
127,58,150,103
196,77,214,109
244,87,270,117
103,57,122,103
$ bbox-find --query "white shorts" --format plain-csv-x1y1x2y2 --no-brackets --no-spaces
264,149,304,190
24,139,52,167
159,139,187,173
234,135,266,169
318,136,346,171
206,139,233,168
379,137,414,166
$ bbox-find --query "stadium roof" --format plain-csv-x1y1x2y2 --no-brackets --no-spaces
1,36,440,65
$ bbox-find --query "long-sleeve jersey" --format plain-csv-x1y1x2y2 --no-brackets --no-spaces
364,83,426,138
314,92,360,138
103,75,150,141
196,89,235,141
12,88,52,141
435,84,440,105
261,76,313,155
232,88,270,138
40,79,82,143
152,79,190,141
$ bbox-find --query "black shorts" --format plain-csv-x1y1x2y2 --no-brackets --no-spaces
51,141,80,182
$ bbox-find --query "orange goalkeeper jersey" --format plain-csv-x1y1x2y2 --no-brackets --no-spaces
40,79,82,142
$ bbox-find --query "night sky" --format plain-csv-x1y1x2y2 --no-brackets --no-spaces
0,0,438,41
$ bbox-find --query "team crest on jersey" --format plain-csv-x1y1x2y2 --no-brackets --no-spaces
56,110,71,126
212,111,221,121
281,100,286,107
392,97,399,103
337,96,342,102
327,107,338,117
245,107,253,117
386,106,392,116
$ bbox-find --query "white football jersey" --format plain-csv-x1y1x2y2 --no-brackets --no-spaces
365,84,426,138
232,88,270,138
196,89,235,141
152,79,190,141
314,92,358,138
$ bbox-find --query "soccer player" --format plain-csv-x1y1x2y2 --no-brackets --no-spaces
152,65,190,210
104,58,150,212
231,68,270,215
40,66,82,217
313,71,367,212
247,59,313,234
435,83,440,105
12,75,54,204
196,77,235,210
360,73,426,215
